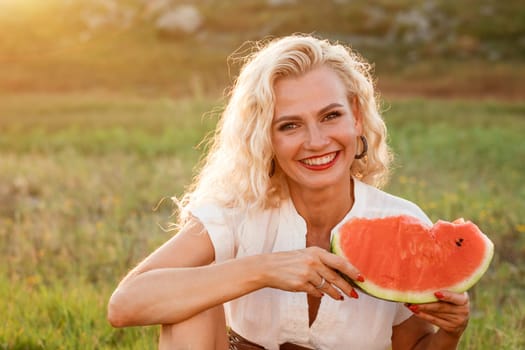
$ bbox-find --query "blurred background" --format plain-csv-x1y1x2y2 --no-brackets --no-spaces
1,0,524,98
1,0,524,349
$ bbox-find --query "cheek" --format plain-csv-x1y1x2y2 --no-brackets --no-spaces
272,137,293,159
338,130,360,160
334,123,358,147
272,134,302,166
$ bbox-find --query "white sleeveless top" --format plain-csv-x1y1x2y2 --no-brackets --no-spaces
190,180,432,350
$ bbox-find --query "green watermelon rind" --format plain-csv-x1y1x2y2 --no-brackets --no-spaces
330,229,494,304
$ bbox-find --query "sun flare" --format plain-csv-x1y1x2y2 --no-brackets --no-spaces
0,0,51,14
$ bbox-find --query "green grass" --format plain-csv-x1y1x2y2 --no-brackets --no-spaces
1,0,523,347
1,94,524,349
1,273,157,350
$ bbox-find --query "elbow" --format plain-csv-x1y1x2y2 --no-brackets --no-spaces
107,305,125,328
107,289,134,328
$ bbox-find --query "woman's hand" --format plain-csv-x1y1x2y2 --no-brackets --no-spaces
261,246,364,301
406,290,470,338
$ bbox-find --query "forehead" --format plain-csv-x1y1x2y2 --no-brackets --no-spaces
273,66,349,117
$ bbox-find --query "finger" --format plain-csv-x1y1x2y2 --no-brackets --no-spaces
316,278,357,301
406,300,470,322
310,273,344,301
298,283,324,298
434,290,469,306
305,281,325,298
410,299,469,314
313,276,327,289
407,305,469,323
405,302,469,335
298,248,346,297
410,310,468,336
301,247,360,299
313,260,359,299
404,291,469,314
317,249,364,282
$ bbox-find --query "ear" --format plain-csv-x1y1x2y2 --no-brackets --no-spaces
351,95,363,134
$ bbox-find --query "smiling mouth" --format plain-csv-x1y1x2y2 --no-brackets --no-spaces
300,152,338,167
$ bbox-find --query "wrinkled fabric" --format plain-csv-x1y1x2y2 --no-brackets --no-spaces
191,179,432,350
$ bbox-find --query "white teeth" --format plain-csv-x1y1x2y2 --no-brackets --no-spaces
302,153,336,166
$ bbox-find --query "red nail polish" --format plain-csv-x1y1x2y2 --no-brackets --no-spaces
434,291,444,299
409,305,419,313
357,274,365,282
350,289,359,299
339,295,345,301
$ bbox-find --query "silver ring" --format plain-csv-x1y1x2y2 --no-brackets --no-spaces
315,277,326,289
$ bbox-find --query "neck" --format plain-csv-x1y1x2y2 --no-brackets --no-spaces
289,178,354,246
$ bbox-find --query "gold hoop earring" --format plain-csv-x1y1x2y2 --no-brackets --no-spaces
354,136,368,179
355,135,368,159
354,156,368,179
269,159,275,177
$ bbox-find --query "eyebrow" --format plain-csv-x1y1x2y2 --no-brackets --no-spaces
273,103,344,124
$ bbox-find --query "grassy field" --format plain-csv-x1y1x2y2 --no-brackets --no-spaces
0,93,524,349
1,1,524,348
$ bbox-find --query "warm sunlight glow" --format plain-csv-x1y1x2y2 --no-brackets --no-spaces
0,0,72,56
0,0,51,14
0,0,42,5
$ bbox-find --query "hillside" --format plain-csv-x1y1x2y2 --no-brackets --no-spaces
1,0,524,99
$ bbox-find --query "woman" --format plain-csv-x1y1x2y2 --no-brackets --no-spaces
108,34,470,349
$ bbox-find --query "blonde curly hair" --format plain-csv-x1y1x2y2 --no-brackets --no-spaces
179,34,392,221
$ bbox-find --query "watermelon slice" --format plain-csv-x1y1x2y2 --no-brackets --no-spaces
331,215,494,303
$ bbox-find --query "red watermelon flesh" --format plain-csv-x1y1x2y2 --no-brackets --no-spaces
331,215,494,303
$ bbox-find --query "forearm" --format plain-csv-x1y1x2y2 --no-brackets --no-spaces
415,329,461,350
108,255,264,327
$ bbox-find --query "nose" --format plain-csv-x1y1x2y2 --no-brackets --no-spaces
304,124,329,149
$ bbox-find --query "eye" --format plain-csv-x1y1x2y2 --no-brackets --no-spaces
323,111,342,121
278,122,298,131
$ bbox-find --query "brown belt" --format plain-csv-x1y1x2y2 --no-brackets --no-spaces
229,329,313,350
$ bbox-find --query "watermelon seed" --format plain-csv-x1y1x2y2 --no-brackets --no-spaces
455,238,464,247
